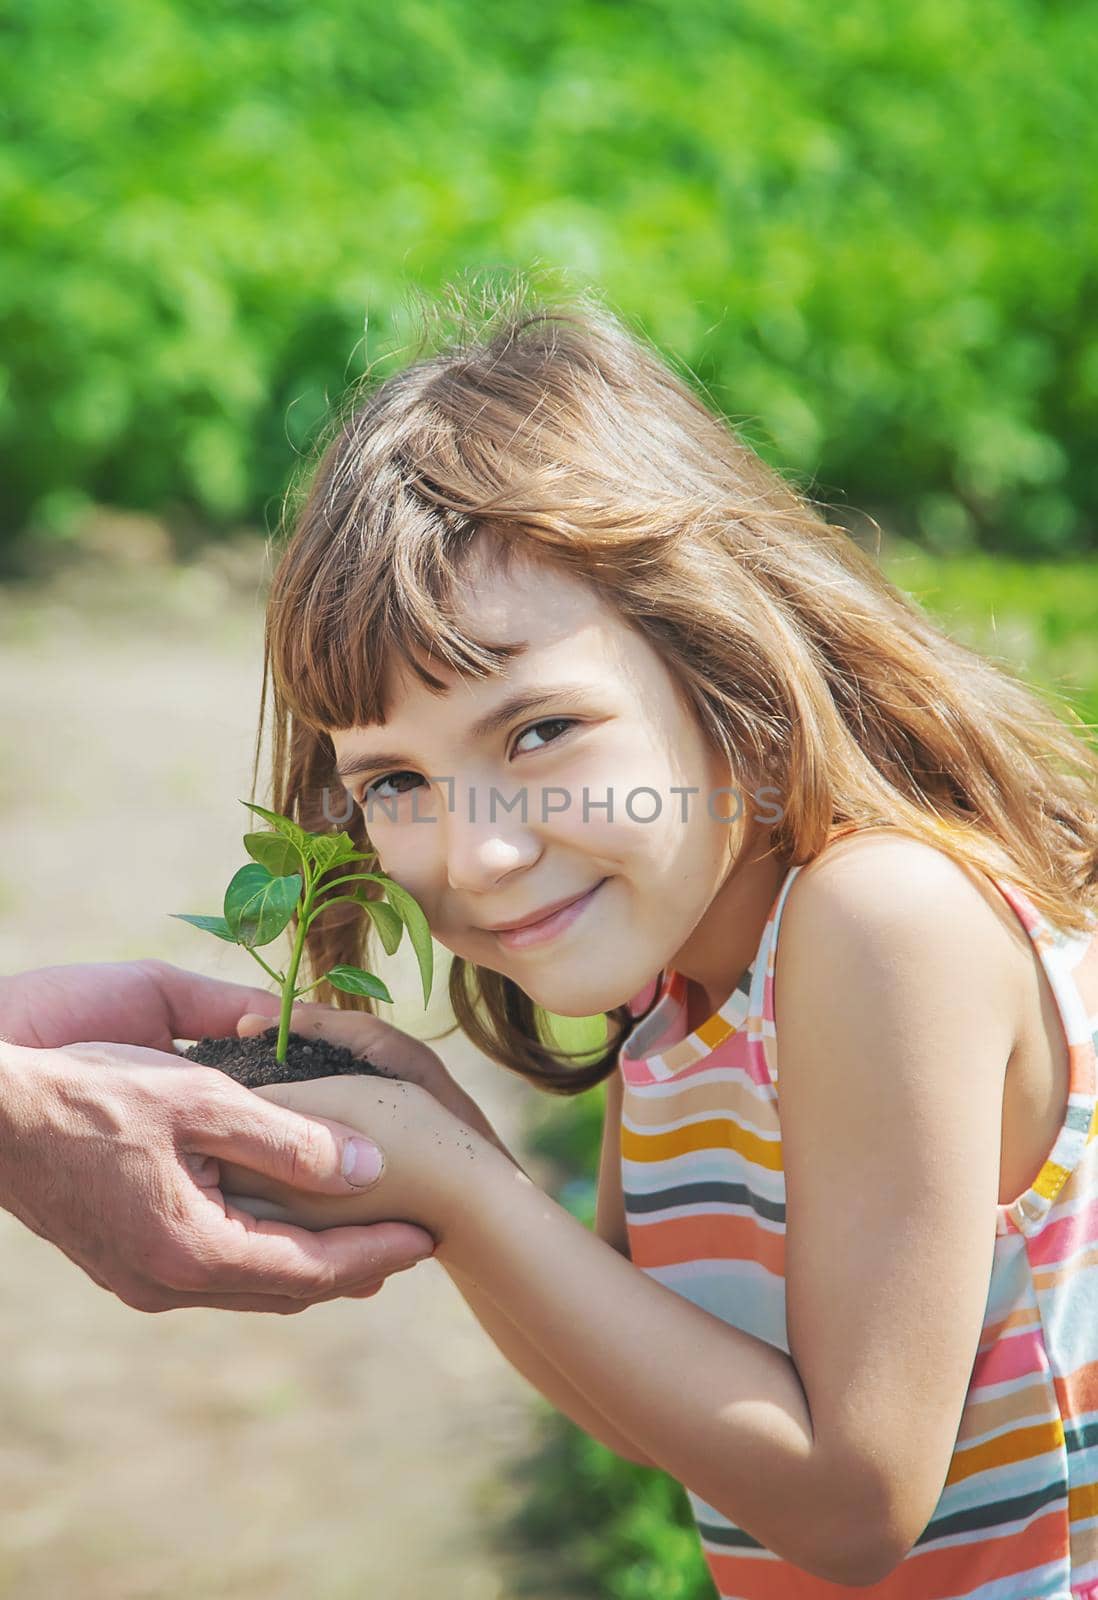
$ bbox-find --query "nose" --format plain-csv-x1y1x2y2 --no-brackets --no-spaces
441,781,542,893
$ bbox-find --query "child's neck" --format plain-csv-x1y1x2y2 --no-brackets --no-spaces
672,823,787,1028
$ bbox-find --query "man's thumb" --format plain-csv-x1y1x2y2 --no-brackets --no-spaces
191,1087,386,1192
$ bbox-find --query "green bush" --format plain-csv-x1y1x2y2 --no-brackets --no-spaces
3,0,1096,565
503,549,1097,1596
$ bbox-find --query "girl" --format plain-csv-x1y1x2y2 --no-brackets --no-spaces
219,282,1098,1598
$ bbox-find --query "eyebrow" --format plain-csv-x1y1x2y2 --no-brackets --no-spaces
332,685,603,783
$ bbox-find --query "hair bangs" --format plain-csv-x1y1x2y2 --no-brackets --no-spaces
266,503,527,735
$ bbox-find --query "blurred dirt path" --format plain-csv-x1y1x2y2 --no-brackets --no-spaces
0,543,551,1599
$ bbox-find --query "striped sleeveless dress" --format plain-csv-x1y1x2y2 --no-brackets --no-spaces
619,828,1098,1599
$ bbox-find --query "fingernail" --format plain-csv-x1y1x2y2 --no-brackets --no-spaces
342,1138,385,1187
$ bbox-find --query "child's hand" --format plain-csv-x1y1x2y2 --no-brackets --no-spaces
219,1074,484,1246
236,1000,481,1125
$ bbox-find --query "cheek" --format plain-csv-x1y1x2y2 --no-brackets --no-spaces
364,816,426,876
546,748,666,851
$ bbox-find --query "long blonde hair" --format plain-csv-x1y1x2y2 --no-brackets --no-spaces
251,274,1098,1094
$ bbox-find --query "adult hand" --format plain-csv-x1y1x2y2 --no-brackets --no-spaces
225,998,527,1305
0,960,437,1313
0,955,288,1054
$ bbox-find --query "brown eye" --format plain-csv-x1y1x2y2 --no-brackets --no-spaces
511,717,577,757
359,717,577,809
360,771,424,804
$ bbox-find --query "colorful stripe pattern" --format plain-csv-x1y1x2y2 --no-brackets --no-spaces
618,834,1098,1599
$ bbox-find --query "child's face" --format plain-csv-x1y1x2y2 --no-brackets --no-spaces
329,543,772,1018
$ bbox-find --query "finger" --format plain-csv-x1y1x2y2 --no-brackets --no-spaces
124,1289,340,1314
131,1275,390,1311
227,1191,351,1233
237,1002,393,1064
224,1203,400,1299
190,1212,436,1300
235,1005,280,1037
143,960,283,1046
237,1006,434,1097
177,1077,388,1194
71,1039,207,1071
167,1210,396,1302
229,1194,291,1223
216,1157,284,1201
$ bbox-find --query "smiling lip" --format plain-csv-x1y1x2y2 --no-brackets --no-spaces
483,879,608,946
483,884,603,933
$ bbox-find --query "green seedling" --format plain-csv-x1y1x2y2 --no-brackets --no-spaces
171,801,433,1065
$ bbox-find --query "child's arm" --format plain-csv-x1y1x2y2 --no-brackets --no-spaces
445,1262,657,1467
439,1145,860,1580
227,1092,864,1582
230,845,1018,1587
433,1057,656,1463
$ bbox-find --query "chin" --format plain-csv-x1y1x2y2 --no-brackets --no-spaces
530,976,627,1020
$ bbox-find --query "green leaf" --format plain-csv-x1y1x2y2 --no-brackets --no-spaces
223,862,302,948
169,912,237,944
305,830,371,874
239,801,310,862
356,895,404,956
327,871,435,1007
379,878,434,1006
308,833,348,876
326,965,394,1004
243,831,300,877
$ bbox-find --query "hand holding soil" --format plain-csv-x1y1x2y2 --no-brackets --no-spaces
219,1071,498,1249
0,957,282,1055
0,960,438,1314
206,1001,521,1305
234,997,500,1125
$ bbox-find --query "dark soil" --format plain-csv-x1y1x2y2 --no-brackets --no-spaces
182,1026,393,1090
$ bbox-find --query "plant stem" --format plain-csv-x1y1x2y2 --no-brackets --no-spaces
242,946,286,988
311,870,383,896
306,893,370,922
276,860,315,1064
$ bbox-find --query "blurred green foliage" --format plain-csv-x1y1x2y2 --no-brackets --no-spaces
883,538,1098,729
3,0,1097,567
514,548,1098,1598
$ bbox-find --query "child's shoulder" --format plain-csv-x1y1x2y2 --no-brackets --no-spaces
777,826,1030,1036
791,824,1016,921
